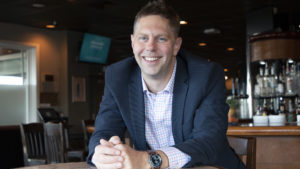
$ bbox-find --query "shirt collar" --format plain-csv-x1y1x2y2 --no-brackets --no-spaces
142,59,177,94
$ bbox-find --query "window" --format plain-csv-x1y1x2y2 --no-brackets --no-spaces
0,48,25,85
0,43,37,125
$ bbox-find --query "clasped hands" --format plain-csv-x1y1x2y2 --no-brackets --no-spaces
92,136,150,169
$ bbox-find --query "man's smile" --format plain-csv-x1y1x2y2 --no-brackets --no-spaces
143,56,160,61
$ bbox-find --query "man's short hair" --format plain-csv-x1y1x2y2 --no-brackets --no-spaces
133,0,180,37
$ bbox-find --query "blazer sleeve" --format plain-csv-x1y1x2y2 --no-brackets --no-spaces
174,64,229,167
87,67,127,164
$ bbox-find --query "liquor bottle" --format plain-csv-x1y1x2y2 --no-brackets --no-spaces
270,63,277,96
277,73,285,96
296,63,300,96
291,63,297,94
263,63,271,96
287,99,296,122
262,99,270,116
255,105,263,116
277,100,287,116
269,99,276,115
232,77,235,96
254,67,264,97
240,82,246,96
285,60,295,95
236,78,240,96
296,98,300,115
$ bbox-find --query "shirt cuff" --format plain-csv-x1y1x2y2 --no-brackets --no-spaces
159,147,191,169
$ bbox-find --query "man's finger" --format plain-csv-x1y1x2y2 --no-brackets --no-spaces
109,136,122,145
95,144,121,156
100,139,114,147
99,154,124,164
98,162,123,169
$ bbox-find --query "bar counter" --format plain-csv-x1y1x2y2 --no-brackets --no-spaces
228,123,300,169
227,123,300,136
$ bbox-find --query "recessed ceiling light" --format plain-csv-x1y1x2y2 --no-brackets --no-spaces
227,47,235,51
198,42,207,47
45,24,55,28
32,3,45,8
45,20,57,29
180,20,188,25
298,24,300,29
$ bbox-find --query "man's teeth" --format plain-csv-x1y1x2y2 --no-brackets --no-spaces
145,57,159,61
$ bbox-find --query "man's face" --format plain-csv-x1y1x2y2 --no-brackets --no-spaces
131,15,182,80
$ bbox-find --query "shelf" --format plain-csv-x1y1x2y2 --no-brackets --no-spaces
253,94,298,99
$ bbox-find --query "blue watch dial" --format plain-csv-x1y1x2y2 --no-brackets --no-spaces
149,152,162,168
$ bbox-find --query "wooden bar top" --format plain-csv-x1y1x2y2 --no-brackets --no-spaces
227,123,300,136
88,123,300,136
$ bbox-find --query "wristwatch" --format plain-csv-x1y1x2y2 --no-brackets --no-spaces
148,151,162,169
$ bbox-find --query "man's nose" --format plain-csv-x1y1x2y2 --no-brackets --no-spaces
145,39,156,51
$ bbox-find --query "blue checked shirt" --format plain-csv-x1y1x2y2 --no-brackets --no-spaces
142,61,191,168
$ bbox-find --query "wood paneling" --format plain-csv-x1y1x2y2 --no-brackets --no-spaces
227,125,300,169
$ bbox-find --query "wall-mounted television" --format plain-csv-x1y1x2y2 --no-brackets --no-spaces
79,33,111,64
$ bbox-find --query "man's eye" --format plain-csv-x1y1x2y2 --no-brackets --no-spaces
139,36,147,41
158,37,167,42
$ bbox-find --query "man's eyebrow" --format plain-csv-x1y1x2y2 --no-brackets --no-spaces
135,33,147,36
134,32,170,38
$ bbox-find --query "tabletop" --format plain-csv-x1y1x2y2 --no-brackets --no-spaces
13,162,219,169
13,162,96,169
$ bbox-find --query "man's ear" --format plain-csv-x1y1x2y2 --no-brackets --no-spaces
131,34,134,49
173,37,182,56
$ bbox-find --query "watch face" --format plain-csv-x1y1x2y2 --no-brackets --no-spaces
149,153,162,168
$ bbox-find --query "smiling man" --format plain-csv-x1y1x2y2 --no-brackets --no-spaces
131,14,182,93
88,1,245,169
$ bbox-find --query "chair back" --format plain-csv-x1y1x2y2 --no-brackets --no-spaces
20,123,47,166
43,122,66,163
38,108,62,123
228,137,256,169
82,119,94,151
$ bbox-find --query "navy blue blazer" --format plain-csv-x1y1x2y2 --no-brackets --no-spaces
88,50,246,169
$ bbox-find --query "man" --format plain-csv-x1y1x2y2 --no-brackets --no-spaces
88,1,246,169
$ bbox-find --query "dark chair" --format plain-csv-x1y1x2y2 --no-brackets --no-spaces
38,108,68,123
43,122,84,163
20,123,47,166
81,119,94,152
228,137,256,169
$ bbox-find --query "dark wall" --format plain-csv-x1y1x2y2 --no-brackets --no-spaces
67,31,105,135
0,126,23,169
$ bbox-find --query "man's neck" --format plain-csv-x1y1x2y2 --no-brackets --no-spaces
142,60,176,94
143,76,170,93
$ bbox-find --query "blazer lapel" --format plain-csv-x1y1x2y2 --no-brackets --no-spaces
128,66,147,150
172,56,189,144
